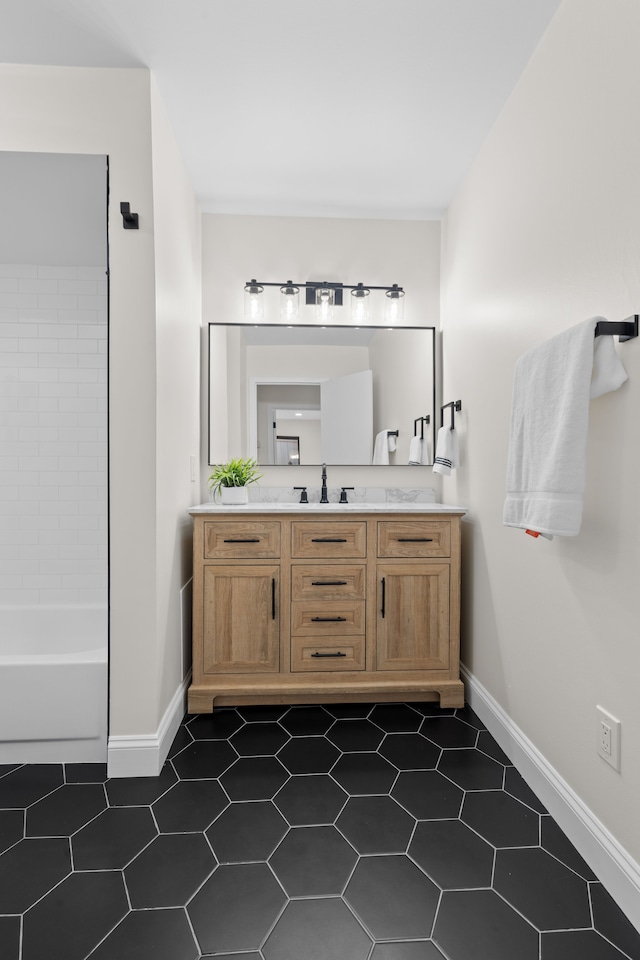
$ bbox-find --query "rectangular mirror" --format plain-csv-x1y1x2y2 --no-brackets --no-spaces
208,323,436,467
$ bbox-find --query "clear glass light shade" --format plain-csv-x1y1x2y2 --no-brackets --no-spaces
280,283,300,323
244,281,265,322
315,285,335,323
384,285,405,324
350,285,370,324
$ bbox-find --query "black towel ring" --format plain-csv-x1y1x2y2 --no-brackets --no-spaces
441,400,462,430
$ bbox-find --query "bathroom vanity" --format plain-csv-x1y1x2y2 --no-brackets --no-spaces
187,503,465,712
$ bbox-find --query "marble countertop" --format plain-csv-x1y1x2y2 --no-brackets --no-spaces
189,501,466,515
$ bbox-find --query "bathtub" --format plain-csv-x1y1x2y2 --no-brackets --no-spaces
0,606,108,764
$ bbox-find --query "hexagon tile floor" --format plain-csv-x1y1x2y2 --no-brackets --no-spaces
1,703,639,960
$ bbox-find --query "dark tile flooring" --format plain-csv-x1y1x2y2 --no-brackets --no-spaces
1,701,639,960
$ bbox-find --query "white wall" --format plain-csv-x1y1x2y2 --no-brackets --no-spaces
441,0,640,885
150,77,202,712
369,329,432,463
0,65,201,753
202,214,441,493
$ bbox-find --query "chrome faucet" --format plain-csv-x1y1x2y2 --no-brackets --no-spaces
320,463,329,503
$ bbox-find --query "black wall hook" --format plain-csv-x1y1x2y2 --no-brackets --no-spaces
120,202,139,230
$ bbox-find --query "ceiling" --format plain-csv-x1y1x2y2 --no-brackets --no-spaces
1,0,561,220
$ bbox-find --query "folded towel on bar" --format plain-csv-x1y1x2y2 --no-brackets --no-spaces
408,434,424,465
432,425,458,476
503,317,628,538
372,429,395,465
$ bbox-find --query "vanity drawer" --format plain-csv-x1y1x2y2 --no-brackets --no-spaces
291,564,366,601
291,522,366,559
291,600,365,636
203,521,280,559
378,521,451,558
291,636,365,672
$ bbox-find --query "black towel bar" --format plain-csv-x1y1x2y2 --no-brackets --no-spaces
594,316,638,342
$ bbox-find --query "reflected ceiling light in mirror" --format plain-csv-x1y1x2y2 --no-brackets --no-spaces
384,284,405,323
280,282,300,322
351,283,370,324
244,280,264,322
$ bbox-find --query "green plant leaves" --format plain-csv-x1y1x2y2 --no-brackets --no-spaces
207,457,263,497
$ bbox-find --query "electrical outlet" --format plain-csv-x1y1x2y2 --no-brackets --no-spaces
190,456,197,483
596,705,621,771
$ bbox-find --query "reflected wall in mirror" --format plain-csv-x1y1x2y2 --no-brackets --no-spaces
208,323,436,467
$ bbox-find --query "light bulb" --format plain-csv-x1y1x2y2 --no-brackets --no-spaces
315,285,334,323
280,283,299,323
384,285,405,324
350,284,370,324
244,280,264,322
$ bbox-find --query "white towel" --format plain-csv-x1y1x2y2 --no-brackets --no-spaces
503,317,628,538
372,429,396,465
408,434,430,465
432,425,458,476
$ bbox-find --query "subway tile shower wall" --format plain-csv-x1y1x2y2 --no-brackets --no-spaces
0,264,107,606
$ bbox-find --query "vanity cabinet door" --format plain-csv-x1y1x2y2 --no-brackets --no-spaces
376,562,450,672
202,564,280,674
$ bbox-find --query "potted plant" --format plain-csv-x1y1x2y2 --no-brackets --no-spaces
207,457,262,505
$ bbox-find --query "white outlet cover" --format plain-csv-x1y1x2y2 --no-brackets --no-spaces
596,705,621,771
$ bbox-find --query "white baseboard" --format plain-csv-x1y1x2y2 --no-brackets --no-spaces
107,673,190,779
461,665,640,933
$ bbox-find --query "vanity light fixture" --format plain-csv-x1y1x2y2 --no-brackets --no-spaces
243,279,404,323
351,283,371,324
315,284,335,323
384,283,405,324
280,282,300,323
244,280,265,322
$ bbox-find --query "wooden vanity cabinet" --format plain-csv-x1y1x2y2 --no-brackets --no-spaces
188,510,464,713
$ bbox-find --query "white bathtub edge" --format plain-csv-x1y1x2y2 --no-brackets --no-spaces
107,672,191,778
461,664,640,935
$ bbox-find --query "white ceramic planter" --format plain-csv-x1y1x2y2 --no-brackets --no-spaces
220,486,249,505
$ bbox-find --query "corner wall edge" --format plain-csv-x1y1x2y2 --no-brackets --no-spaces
107,673,190,778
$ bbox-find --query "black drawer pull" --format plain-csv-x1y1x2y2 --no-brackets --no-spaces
311,537,348,542
223,538,260,543
311,651,347,658
311,580,348,586
396,537,433,542
381,577,386,619
311,616,347,622
272,579,276,620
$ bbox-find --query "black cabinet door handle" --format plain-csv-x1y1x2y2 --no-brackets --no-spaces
311,537,347,543
272,579,276,620
381,577,386,619
311,580,348,586
396,537,433,542
223,538,260,543
311,616,347,622
311,651,347,658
